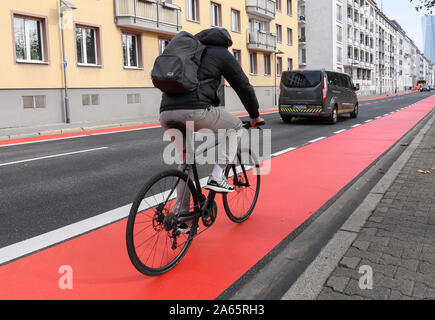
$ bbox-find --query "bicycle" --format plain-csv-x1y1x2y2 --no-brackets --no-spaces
126,120,265,276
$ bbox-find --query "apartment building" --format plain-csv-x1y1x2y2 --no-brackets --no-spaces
0,0,298,128
299,0,431,95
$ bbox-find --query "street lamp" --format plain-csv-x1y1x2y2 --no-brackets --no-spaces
274,49,284,106
60,0,77,124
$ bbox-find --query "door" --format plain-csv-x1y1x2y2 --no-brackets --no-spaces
326,72,344,112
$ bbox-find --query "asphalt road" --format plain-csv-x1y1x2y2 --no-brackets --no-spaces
0,91,433,248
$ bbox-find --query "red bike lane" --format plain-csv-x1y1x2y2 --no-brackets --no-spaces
0,96,433,300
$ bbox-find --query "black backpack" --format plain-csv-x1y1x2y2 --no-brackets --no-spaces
151,31,206,94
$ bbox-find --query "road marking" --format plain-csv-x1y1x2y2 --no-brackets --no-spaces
375,116,381,119
308,137,326,144
365,120,373,123
0,147,108,167
272,147,296,157
0,175,209,266
333,129,347,134
351,124,361,128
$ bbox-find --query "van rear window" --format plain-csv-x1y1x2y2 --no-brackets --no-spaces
282,71,322,88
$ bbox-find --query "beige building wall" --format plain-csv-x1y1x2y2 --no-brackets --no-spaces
0,0,298,127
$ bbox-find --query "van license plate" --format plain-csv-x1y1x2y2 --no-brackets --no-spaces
293,105,307,109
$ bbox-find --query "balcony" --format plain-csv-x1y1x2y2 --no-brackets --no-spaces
299,35,306,46
298,15,306,24
247,29,277,52
246,0,276,20
114,0,181,35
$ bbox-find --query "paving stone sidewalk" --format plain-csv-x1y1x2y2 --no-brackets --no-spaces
317,117,435,300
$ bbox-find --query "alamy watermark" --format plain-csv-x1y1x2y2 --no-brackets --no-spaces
162,121,272,175
58,265,73,290
358,265,373,290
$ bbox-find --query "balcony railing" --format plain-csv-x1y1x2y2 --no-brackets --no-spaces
247,29,277,52
114,0,181,34
246,0,276,20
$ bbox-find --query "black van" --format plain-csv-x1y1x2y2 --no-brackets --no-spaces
278,69,359,124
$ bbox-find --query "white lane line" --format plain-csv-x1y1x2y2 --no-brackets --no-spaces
308,137,326,144
351,124,361,128
0,176,209,266
365,120,373,123
334,129,347,134
272,147,296,157
375,116,381,119
0,147,108,167
383,113,389,116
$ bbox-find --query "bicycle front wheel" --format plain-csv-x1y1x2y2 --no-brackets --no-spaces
126,169,199,276
223,150,261,223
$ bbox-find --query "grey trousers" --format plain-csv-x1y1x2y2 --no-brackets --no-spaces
159,107,243,214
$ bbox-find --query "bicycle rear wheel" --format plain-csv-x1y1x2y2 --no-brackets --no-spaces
223,150,261,223
126,169,199,276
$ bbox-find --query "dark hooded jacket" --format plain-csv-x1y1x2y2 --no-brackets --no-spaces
159,28,260,119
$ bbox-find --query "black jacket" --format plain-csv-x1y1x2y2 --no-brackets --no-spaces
159,28,260,119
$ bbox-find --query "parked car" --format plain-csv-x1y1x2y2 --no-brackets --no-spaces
420,85,431,92
429,85,434,91
278,69,359,124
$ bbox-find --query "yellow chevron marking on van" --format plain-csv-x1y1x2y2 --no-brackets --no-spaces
280,107,322,114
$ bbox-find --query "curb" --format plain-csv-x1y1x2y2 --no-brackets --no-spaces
281,110,434,300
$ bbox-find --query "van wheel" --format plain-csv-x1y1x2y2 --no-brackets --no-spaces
350,104,358,118
282,115,293,123
328,107,338,124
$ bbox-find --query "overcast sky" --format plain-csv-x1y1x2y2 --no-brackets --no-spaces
374,0,427,51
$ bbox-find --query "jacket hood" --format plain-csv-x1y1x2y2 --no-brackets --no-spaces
195,28,233,48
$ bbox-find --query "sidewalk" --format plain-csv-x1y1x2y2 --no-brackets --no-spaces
286,112,435,300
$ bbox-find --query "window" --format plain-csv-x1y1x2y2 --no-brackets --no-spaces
122,34,138,68
276,57,283,76
287,28,293,45
249,52,257,75
264,54,271,75
287,0,292,16
186,0,199,21
337,26,342,42
210,2,221,27
337,46,342,63
76,25,100,66
287,58,293,71
231,9,240,32
82,94,100,106
276,24,282,43
14,15,47,63
127,93,141,104
233,49,241,64
22,95,46,109
337,4,342,21
158,38,170,55
276,0,282,11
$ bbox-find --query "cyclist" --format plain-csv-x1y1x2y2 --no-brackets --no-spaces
159,28,264,223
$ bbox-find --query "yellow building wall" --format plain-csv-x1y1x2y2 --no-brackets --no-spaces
0,0,298,90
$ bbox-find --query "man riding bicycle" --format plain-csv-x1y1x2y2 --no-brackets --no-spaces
159,28,264,231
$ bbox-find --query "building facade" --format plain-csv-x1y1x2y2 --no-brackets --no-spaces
299,0,429,95
0,0,298,128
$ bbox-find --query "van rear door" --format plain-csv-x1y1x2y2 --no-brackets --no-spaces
279,71,323,106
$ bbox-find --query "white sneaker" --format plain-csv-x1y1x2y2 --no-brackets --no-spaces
204,175,235,193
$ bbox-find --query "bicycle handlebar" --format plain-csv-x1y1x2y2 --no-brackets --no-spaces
242,120,266,129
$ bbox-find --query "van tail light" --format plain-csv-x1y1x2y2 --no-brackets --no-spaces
322,76,328,102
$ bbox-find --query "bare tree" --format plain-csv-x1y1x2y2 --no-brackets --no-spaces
410,0,435,13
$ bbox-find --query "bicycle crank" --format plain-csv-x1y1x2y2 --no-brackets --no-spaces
202,201,217,227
